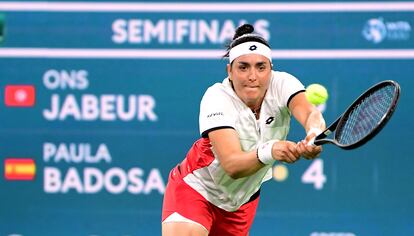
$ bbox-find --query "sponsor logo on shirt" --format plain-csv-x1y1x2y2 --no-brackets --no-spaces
207,112,224,118
265,117,274,125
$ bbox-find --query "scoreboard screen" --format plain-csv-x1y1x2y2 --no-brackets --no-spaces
0,1,413,235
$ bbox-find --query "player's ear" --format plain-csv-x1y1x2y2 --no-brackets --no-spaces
227,64,232,81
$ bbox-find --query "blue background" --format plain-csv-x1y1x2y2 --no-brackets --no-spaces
0,1,413,235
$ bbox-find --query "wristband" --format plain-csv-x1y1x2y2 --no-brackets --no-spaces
307,128,322,146
257,140,278,165
307,127,322,136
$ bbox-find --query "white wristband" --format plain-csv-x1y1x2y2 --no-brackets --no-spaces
307,128,322,146
257,140,278,165
307,127,322,136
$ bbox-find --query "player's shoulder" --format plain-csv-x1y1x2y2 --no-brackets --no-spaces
267,70,304,104
271,70,298,83
205,82,224,94
270,70,302,90
203,78,234,99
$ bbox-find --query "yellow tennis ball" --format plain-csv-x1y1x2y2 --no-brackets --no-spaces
305,84,329,105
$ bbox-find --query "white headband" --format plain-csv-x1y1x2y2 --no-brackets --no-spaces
229,42,272,63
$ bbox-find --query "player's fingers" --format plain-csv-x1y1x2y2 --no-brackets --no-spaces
278,151,292,163
280,149,296,163
296,141,305,153
297,140,317,159
286,154,297,163
297,141,312,158
305,145,322,159
286,144,300,162
289,143,301,158
279,141,301,163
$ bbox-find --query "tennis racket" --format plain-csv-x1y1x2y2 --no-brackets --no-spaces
312,80,400,149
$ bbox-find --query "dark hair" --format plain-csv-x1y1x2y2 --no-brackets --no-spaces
223,24,270,59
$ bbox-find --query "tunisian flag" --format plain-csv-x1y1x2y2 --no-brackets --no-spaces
4,85,36,107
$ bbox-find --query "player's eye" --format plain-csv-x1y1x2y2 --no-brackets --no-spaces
238,65,247,71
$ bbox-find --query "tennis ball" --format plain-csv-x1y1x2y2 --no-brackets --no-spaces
305,84,329,105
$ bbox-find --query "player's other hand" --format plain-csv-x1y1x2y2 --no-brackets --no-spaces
272,141,301,163
297,133,322,160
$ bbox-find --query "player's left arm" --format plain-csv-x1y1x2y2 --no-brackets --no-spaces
288,92,326,159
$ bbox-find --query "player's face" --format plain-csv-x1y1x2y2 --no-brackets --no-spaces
227,54,272,109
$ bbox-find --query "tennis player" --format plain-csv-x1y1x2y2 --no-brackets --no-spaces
161,24,326,236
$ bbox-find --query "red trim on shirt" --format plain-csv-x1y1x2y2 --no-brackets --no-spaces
180,138,215,177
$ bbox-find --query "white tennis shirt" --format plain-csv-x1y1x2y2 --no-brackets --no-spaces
182,70,305,212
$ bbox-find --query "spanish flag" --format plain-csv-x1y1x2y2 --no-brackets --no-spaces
4,158,36,180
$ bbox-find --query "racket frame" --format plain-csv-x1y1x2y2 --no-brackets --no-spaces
314,80,400,149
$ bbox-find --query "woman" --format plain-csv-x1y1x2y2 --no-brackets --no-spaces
161,24,326,236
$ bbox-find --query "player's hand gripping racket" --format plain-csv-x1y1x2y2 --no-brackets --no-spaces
312,80,400,149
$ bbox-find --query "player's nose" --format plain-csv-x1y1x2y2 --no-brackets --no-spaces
248,70,258,82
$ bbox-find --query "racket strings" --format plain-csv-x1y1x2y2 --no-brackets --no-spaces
336,85,395,145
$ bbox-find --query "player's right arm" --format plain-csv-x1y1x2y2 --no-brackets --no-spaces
200,85,300,179
208,128,300,179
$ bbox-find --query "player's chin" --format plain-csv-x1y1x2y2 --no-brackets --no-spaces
244,91,262,101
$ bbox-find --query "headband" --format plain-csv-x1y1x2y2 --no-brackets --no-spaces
229,42,272,63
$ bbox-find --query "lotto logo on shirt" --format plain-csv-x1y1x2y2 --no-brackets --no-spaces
4,85,36,107
4,158,36,180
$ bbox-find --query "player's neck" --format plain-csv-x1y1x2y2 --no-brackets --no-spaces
251,106,261,119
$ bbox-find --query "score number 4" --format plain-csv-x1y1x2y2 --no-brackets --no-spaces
301,159,326,190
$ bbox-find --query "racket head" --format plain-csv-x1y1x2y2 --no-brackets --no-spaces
333,80,400,149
